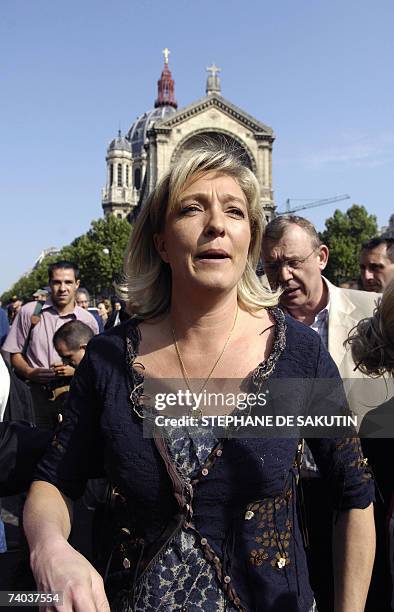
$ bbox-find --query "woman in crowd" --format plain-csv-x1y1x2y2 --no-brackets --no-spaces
103,298,112,314
97,302,109,326
348,279,394,612
24,140,374,612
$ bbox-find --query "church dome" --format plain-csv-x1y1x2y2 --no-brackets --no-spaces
127,106,176,156
108,130,132,153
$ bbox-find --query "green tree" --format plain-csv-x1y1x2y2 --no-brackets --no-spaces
320,205,378,285
1,216,132,305
66,215,131,298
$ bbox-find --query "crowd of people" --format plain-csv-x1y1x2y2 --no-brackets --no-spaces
0,138,393,611
1,290,128,336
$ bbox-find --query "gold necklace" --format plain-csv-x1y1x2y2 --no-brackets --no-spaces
171,306,239,418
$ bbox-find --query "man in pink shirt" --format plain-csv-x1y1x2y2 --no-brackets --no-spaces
3,261,99,428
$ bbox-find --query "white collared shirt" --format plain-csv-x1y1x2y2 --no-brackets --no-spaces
309,279,331,348
303,279,331,474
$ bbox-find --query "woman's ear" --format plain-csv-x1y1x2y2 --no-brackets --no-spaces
153,233,170,263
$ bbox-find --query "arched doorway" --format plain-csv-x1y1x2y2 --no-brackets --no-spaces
172,131,255,171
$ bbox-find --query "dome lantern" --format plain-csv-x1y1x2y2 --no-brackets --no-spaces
108,129,132,153
155,47,178,109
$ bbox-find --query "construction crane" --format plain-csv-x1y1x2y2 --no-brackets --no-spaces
276,194,351,215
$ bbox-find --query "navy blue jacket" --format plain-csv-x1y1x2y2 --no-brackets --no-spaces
35,314,374,612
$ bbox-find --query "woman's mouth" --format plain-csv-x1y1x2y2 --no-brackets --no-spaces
195,249,230,262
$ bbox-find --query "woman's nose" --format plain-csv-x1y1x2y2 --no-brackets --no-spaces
204,206,225,237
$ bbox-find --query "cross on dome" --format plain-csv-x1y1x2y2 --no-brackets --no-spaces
155,49,177,108
162,47,170,64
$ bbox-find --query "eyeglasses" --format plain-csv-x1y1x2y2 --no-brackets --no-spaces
263,248,318,274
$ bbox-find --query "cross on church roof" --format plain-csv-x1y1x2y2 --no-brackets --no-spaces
155,49,177,109
206,63,221,77
162,47,170,64
206,63,222,96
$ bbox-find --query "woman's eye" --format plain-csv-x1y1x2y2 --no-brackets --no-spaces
227,207,245,218
179,204,201,215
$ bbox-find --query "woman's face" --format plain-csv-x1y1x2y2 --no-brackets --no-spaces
97,303,107,316
154,171,251,295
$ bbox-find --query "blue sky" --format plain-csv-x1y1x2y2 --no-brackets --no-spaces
1,0,393,294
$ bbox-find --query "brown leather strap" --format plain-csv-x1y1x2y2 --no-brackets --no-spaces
50,385,70,401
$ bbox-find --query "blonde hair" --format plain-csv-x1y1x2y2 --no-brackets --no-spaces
347,279,394,376
118,138,279,318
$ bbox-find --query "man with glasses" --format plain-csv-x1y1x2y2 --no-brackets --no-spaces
76,288,104,332
261,215,382,611
261,215,379,382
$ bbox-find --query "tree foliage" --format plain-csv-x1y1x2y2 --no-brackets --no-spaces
63,215,131,298
1,216,132,304
320,205,378,285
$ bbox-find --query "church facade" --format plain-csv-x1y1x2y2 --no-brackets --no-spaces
102,51,276,222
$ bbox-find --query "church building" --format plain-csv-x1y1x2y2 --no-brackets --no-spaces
102,50,276,222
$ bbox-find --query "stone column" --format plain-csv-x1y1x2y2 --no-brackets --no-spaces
141,150,147,186
156,136,171,182
255,145,265,188
106,160,111,188
263,146,270,190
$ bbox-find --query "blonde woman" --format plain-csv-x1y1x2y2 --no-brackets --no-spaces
24,139,374,612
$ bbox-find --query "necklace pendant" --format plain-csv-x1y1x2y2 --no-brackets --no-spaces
191,406,203,420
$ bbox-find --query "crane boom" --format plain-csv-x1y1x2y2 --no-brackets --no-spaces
276,194,351,215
